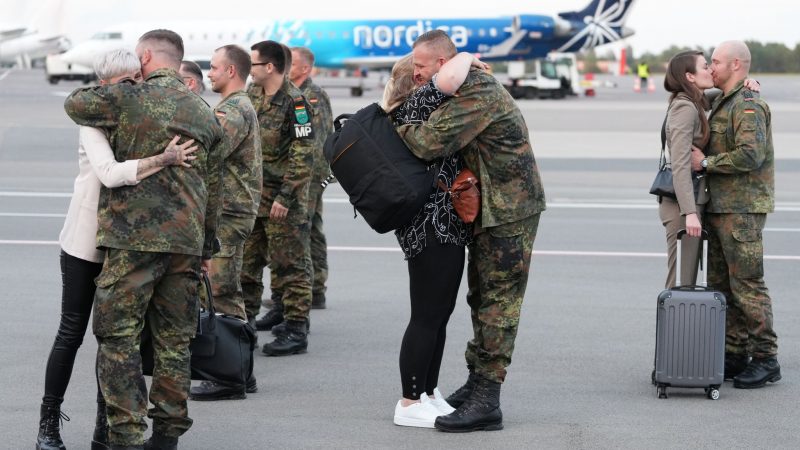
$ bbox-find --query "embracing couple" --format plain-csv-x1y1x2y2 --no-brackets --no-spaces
381,30,546,432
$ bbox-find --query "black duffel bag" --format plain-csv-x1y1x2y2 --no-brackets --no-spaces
323,102,436,233
141,272,255,387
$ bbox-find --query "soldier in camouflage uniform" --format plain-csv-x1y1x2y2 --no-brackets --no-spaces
189,45,262,402
242,40,315,356
287,46,334,310
396,30,546,432
64,30,223,449
691,41,780,389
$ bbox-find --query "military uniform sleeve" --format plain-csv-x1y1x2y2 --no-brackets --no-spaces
395,73,495,161
275,99,315,209
667,101,699,215
319,90,334,138
215,106,248,161
64,85,125,128
708,100,769,174
203,123,225,259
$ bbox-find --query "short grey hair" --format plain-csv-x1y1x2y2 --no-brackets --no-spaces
93,49,140,81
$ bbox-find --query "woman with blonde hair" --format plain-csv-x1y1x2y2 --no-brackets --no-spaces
382,51,489,428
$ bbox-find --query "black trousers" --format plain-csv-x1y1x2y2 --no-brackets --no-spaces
42,250,103,405
399,237,465,399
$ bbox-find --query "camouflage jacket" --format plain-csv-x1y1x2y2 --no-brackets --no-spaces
705,80,774,213
247,79,315,219
214,90,262,218
64,68,223,258
297,78,334,183
396,68,546,228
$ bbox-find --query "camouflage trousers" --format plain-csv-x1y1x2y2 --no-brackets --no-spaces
707,213,778,358
269,182,327,298
241,214,312,322
92,249,200,446
204,215,255,320
465,214,540,383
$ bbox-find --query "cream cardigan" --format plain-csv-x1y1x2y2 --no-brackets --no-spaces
59,127,139,263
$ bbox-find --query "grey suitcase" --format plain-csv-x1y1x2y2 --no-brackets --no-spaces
653,230,726,400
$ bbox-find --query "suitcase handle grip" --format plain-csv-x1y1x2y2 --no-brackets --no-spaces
677,229,709,240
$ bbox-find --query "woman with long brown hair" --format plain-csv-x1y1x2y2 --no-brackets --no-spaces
660,50,713,288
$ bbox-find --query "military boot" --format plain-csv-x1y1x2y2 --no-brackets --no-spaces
255,300,283,331
189,380,246,401
262,320,308,356
91,399,110,450
724,353,750,380
434,376,503,433
445,371,480,409
311,292,326,309
733,357,781,389
143,432,178,450
36,402,68,450
271,316,310,336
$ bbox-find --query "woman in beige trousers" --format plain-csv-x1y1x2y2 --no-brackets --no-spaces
660,51,712,288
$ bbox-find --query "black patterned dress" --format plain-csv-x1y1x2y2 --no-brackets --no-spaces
392,78,472,259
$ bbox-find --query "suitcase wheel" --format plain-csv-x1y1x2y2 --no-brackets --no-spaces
657,385,668,399
705,387,720,400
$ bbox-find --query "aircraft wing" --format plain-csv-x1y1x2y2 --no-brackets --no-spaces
0,27,28,41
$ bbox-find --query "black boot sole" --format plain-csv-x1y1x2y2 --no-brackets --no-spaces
733,373,781,389
435,420,504,433
189,391,246,401
262,346,308,356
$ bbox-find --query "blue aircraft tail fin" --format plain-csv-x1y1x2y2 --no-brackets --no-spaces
558,0,634,25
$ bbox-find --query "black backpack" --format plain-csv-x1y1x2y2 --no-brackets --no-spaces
323,103,436,234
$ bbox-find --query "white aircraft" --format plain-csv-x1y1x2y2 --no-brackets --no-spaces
0,0,70,68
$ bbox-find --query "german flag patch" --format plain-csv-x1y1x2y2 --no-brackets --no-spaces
215,110,227,117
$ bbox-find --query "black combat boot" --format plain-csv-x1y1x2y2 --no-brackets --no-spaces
311,292,326,309
91,399,110,450
36,402,68,450
189,380,246,401
143,432,178,450
733,357,781,389
255,300,283,331
724,353,750,380
445,371,480,409
435,376,503,433
261,320,308,356
271,316,310,336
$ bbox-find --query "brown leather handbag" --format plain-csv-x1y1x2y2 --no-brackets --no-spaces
439,168,480,224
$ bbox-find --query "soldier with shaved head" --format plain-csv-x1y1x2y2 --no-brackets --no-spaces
691,40,780,390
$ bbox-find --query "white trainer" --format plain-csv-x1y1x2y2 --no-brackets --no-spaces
393,399,441,428
425,389,456,415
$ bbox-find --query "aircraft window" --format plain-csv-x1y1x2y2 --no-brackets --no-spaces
343,31,349,38
232,33,237,40
467,29,473,37
91,32,122,40
188,34,194,40
490,28,497,37
478,29,485,37
316,31,323,38
203,33,208,40
329,31,336,38
218,33,223,39
109,32,122,39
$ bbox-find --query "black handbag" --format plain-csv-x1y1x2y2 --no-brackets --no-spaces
649,114,702,200
649,115,677,199
141,273,256,387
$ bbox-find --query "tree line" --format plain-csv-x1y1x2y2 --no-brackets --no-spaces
583,40,800,74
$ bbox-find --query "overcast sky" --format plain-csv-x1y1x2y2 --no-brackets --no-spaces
4,0,799,54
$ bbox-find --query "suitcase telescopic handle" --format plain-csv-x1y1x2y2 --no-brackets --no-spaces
676,229,709,240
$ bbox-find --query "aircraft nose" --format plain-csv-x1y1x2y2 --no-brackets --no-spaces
621,26,635,39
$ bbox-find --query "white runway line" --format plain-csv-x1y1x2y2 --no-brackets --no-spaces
0,69,11,81
0,212,66,218
1,240,798,260
0,191,72,197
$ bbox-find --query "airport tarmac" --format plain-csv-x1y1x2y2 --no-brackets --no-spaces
1,68,799,449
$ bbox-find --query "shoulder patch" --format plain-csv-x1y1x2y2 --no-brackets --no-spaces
293,96,309,124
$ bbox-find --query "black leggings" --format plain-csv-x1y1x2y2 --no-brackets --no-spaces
399,237,465,400
42,250,103,406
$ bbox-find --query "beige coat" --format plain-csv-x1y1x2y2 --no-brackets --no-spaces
665,93,710,212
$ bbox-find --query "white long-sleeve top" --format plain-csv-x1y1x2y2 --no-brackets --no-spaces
59,126,139,263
